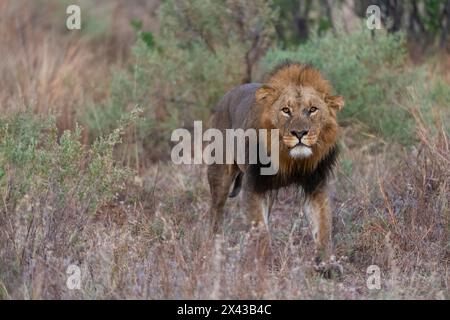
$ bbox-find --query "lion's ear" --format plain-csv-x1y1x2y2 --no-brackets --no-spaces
326,95,344,112
255,85,276,103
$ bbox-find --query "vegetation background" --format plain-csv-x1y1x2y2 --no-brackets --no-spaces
0,0,449,299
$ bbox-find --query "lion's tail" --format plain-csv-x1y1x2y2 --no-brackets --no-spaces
228,172,243,198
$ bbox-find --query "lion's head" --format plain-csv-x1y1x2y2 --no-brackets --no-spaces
255,62,344,173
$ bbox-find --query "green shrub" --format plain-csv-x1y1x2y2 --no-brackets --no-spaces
0,108,140,294
82,0,277,160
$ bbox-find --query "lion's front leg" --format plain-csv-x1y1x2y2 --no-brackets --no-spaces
304,187,332,263
304,187,343,277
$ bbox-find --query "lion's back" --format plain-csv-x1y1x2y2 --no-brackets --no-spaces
210,83,262,130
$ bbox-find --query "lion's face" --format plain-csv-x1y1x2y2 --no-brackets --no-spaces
257,83,344,161
273,85,330,158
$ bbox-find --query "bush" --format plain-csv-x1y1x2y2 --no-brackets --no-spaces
81,0,277,161
0,109,140,297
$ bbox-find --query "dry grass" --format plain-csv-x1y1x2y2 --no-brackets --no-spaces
0,1,448,300
0,0,158,136
1,119,448,299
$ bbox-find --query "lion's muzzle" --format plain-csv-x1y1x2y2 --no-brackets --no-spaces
283,129,318,146
282,133,314,159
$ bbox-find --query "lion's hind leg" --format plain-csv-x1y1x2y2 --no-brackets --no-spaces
240,175,273,261
207,163,239,234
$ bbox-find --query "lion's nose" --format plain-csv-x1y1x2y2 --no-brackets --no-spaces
291,130,309,140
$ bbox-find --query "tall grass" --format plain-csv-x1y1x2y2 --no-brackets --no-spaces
0,108,141,299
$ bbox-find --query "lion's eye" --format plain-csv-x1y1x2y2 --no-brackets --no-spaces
309,107,318,113
281,107,291,115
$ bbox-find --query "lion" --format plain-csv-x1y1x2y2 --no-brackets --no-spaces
207,62,344,273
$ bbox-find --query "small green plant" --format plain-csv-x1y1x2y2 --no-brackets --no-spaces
130,19,155,49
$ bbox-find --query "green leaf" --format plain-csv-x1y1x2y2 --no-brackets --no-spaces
140,31,155,49
130,19,143,31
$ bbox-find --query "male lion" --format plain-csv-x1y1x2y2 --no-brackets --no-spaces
207,62,344,272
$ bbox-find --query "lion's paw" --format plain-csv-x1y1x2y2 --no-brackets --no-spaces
313,255,345,279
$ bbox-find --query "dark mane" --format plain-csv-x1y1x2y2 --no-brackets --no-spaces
247,145,339,195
